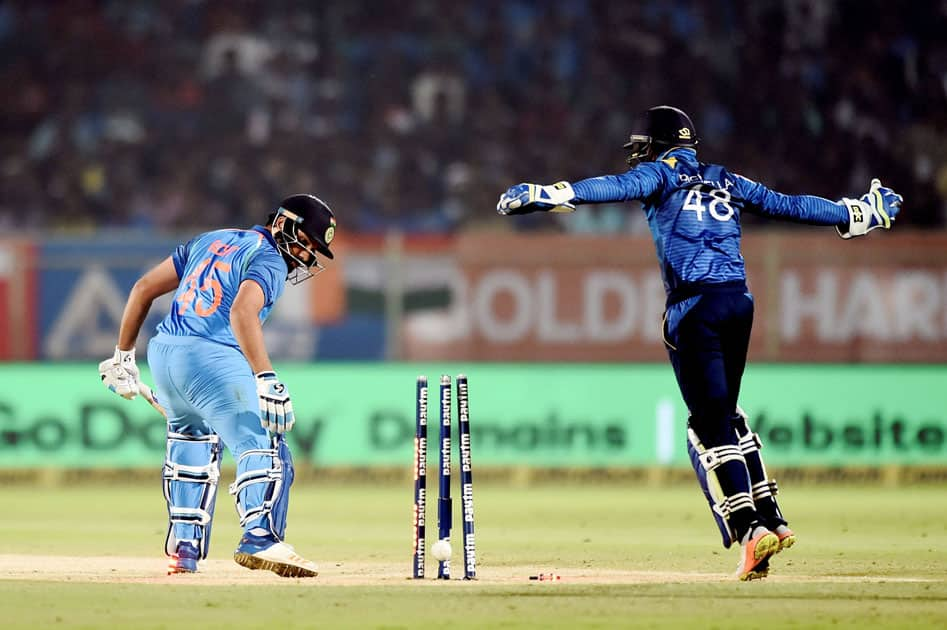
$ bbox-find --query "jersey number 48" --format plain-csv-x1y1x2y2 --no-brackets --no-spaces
682,187,734,221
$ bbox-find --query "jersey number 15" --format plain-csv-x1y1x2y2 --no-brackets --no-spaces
177,258,232,317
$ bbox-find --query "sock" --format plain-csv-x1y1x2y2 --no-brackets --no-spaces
732,510,759,543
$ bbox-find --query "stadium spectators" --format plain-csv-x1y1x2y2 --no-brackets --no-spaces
0,0,944,233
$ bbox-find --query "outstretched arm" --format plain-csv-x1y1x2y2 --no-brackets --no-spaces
739,176,903,237
571,168,663,203
739,176,847,225
497,166,663,215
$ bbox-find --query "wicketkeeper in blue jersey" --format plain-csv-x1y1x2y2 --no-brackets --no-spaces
497,106,903,581
98,194,337,577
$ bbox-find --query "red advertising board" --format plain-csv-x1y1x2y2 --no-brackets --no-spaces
0,239,37,360
403,232,947,362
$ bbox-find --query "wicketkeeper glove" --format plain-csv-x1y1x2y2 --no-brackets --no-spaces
255,371,295,433
98,346,141,400
496,182,576,215
837,178,903,239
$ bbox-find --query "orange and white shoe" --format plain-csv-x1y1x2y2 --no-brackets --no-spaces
735,525,779,581
774,524,796,552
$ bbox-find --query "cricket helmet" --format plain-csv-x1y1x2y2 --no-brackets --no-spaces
268,194,336,283
623,105,698,165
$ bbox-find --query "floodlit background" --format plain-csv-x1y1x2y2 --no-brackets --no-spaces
0,5,945,625
1,1,945,233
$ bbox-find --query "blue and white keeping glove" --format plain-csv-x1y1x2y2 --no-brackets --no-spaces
497,181,576,215
837,178,903,239
98,346,141,400
255,371,295,433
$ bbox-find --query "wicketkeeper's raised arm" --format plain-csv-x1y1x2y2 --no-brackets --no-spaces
737,175,903,238
496,167,662,215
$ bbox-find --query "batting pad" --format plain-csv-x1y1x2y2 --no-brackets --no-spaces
163,431,223,559
229,436,294,540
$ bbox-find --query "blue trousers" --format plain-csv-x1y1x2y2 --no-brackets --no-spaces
148,333,273,541
665,290,758,535
664,290,754,447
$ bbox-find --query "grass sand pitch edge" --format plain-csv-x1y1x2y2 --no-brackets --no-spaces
0,555,938,586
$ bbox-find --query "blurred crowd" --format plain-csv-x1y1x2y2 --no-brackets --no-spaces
1,0,945,235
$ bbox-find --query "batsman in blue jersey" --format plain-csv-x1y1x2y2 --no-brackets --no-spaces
497,106,903,581
98,194,337,577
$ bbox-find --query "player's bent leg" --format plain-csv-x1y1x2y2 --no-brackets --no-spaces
687,424,779,579
163,431,224,573
732,406,795,552
686,426,754,549
229,435,317,577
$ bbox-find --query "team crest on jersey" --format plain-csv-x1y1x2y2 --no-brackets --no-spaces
679,127,692,139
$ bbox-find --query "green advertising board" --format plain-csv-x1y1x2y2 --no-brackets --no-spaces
0,364,944,468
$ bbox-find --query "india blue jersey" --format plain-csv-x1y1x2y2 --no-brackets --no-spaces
571,148,847,301
156,226,287,347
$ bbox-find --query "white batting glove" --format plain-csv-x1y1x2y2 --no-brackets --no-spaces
255,371,295,433
98,346,141,400
496,181,576,215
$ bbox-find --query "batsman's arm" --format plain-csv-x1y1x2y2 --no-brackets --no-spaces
118,257,180,350
100,257,178,402
232,279,296,433
230,279,273,374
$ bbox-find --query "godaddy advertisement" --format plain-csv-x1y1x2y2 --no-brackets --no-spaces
0,364,944,468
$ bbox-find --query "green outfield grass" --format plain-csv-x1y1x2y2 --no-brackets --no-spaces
1,479,945,629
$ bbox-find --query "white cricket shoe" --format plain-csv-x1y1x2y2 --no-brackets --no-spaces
234,532,318,578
